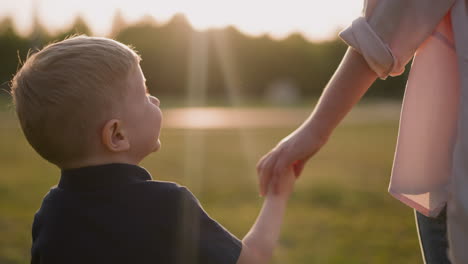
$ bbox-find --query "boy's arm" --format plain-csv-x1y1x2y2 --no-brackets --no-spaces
236,169,295,264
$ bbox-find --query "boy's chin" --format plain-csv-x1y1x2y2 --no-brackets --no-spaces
152,140,161,152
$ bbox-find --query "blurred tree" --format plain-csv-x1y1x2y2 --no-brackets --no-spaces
54,15,92,41
109,9,127,38
0,14,407,102
116,13,191,96
0,18,31,94
29,0,50,50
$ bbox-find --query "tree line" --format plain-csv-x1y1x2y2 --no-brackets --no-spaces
0,13,408,103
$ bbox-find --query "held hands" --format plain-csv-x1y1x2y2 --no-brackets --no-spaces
265,165,296,199
256,124,328,197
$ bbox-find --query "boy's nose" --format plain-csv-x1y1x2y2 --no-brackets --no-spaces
150,96,160,107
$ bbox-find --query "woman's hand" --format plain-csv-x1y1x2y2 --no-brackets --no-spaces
256,124,328,196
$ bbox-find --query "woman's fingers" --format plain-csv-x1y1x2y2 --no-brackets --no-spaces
257,151,277,196
256,156,267,196
292,160,305,178
256,155,265,178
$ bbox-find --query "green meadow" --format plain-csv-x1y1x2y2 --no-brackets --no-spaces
0,102,421,264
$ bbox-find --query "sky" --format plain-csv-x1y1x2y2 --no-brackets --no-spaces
0,0,363,41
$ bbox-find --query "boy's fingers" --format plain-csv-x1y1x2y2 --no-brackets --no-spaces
272,159,288,194
260,170,273,196
269,174,279,195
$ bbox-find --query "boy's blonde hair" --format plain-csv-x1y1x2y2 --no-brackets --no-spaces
11,36,141,166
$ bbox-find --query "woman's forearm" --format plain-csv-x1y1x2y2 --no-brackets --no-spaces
304,48,378,139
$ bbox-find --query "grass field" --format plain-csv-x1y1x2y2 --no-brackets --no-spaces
0,103,422,264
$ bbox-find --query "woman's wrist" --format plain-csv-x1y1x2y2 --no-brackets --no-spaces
301,117,331,147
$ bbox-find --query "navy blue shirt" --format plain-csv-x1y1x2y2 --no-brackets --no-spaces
31,163,242,264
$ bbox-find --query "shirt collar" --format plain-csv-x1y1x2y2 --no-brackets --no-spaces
58,163,152,191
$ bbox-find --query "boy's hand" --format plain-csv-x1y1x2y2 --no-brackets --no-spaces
265,166,296,199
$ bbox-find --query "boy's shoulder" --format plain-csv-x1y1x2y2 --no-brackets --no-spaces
137,180,196,201
141,180,201,208
135,179,184,193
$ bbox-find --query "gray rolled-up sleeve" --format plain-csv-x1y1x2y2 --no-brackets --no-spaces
339,0,455,79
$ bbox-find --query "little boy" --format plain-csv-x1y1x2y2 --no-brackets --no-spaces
11,36,296,264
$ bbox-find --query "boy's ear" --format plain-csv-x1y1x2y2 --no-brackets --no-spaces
101,119,130,152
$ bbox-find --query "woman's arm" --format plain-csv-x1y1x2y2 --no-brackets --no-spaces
236,46,377,264
306,47,378,140
257,47,378,196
